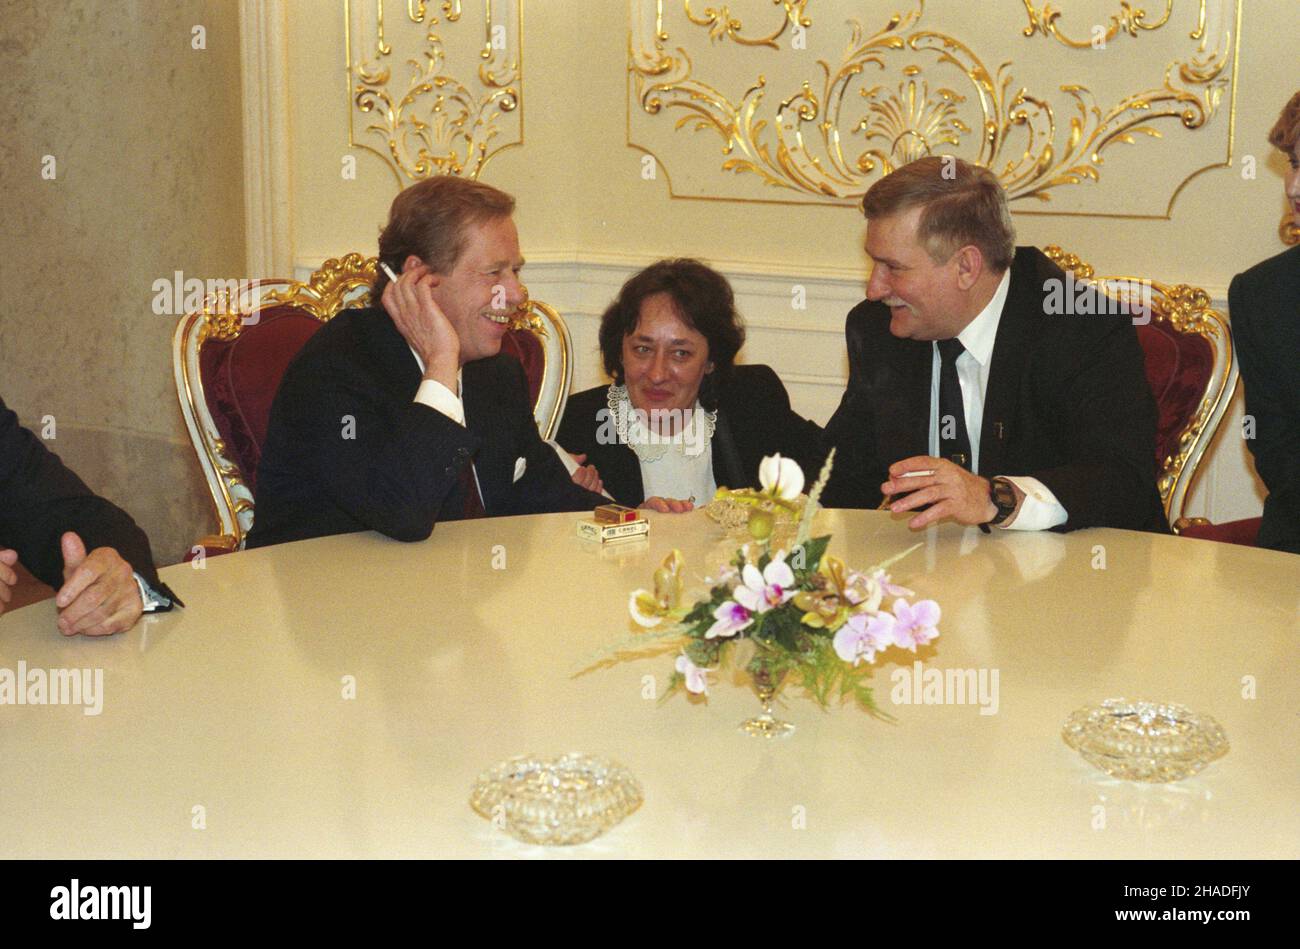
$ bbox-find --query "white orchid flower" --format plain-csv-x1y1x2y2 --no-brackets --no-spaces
758,454,805,501
732,552,796,614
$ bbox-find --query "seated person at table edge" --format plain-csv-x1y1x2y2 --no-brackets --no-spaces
556,259,824,511
1,395,178,634
822,156,1167,534
1228,91,1300,555
247,177,606,549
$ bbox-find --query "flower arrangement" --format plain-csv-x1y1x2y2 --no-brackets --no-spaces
625,452,941,720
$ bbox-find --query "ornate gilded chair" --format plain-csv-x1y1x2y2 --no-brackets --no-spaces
1043,247,1238,529
173,254,573,555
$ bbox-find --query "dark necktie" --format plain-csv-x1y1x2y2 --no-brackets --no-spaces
937,337,973,471
458,462,486,519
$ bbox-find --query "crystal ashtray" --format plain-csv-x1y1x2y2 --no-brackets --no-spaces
470,753,643,846
1062,698,1229,783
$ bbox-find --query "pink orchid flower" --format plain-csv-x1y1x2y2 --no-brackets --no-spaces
832,610,896,666
675,654,713,694
889,598,941,651
706,600,753,639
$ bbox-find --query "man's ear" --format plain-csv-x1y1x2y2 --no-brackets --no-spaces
402,254,427,274
954,245,984,291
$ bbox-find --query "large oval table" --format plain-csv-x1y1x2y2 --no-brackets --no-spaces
1,510,1296,858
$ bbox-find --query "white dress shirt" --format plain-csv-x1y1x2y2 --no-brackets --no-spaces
637,423,718,504
409,348,465,424
927,269,1068,531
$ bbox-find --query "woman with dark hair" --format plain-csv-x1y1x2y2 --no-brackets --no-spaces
1228,91,1300,554
556,259,824,512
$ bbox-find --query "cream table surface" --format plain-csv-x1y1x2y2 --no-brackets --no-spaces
0,510,1296,859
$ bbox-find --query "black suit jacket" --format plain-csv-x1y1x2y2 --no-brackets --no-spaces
0,396,174,596
1229,244,1300,554
555,364,825,506
822,246,1167,532
247,306,605,548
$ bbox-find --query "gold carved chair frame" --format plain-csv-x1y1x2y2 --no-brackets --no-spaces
1043,246,1238,529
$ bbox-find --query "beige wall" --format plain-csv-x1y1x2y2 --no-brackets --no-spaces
0,1,246,568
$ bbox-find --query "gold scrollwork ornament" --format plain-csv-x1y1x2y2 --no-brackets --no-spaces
684,0,811,49
1020,1,1193,49
350,0,519,184
629,1,1232,207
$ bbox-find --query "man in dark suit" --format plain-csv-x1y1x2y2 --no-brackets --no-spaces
247,176,604,549
1231,244,1300,554
1,396,178,634
823,156,1166,533
1228,94,1300,554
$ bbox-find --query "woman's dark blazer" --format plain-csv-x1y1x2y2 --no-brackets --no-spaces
555,364,825,506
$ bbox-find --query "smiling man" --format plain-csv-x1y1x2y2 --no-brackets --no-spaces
247,177,605,548
822,156,1167,533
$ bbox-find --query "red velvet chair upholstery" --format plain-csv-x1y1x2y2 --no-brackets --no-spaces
198,305,325,499
175,255,572,557
1175,516,1262,547
1043,248,1239,529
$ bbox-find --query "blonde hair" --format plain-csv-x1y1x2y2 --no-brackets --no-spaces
862,156,1016,272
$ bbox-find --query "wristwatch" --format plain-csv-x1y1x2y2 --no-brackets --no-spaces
983,477,1019,530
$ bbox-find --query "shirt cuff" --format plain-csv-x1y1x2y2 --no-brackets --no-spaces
414,378,465,426
997,476,1068,531
133,572,174,613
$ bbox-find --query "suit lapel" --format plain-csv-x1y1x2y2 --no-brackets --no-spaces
711,409,746,490
978,256,1035,477
461,359,498,507
878,338,932,465
365,307,423,401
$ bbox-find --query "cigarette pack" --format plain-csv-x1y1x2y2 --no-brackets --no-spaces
594,503,640,524
576,517,650,543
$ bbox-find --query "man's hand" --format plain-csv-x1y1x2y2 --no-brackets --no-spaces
881,456,997,530
0,548,18,617
54,532,143,637
569,453,604,494
639,497,695,514
382,258,460,391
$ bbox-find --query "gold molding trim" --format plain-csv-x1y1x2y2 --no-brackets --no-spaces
683,0,811,49
628,0,1240,216
346,0,522,186
1043,245,1237,524
1020,1,1196,49
262,253,379,324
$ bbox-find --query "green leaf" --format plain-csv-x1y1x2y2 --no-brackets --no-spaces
763,607,805,652
660,671,684,704
685,639,720,667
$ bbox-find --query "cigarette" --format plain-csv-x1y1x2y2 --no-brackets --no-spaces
897,469,935,479
380,262,399,282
